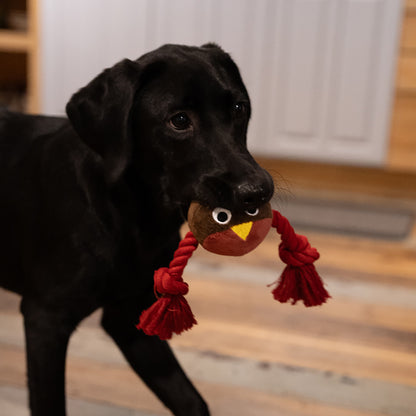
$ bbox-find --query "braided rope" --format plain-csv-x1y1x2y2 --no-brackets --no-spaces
168,231,199,278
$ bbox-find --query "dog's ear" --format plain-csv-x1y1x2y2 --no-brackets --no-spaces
66,59,141,183
201,42,223,51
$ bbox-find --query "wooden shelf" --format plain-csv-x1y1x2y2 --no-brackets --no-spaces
0,0,39,113
0,30,32,53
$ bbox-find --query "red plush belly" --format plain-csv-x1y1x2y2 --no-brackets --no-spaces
201,217,272,256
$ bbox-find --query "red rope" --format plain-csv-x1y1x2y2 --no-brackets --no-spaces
271,210,330,306
167,232,199,279
137,231,199,340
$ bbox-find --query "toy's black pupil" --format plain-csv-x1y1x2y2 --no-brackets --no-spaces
217,211,229,223
247,208,257,215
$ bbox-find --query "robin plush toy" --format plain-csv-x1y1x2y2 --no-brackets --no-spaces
137,202,330,340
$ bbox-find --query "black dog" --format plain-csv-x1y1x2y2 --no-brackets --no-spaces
0,43,274,415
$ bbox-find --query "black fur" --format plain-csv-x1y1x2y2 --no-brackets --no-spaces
0,43,274,415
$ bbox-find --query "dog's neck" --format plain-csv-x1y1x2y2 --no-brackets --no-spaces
120,163,185,237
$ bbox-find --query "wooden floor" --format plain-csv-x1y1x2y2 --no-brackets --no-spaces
1,191,416,415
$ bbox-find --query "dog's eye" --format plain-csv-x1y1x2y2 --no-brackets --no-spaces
233,102,247,116
212,207,232,225
169,112,192,130
245,208,259,217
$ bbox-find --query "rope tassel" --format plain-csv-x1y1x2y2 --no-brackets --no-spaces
136,232,199,340
270,210,330,306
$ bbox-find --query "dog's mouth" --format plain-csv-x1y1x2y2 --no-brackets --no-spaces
175,168,275,224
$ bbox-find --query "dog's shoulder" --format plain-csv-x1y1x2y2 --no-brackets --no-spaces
0,109,98,173
0,109,105,220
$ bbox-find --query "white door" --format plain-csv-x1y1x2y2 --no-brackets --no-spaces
40,0,403,166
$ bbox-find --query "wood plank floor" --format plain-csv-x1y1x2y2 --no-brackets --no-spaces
1,195,416,415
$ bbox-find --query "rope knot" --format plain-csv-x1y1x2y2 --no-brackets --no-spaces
154,267,189,296
271,209,330,306
136,231,199,340
278,235,320,267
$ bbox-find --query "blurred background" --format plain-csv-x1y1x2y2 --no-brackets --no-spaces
0,0,415,415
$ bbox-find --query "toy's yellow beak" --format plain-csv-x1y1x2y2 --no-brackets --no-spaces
231,222,253,241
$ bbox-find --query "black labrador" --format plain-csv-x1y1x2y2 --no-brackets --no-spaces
0,43,274,416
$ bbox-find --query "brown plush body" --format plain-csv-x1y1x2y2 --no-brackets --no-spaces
188,202,272,256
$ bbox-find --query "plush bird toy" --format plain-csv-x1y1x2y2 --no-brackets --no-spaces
137,202,330,340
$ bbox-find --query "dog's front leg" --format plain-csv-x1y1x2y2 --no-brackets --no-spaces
102,302,210,416
21,297,79,416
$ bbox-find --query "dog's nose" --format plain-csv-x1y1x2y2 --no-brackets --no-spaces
235,181,273,209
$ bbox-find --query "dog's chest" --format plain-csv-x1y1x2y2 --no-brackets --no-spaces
101,222,181,303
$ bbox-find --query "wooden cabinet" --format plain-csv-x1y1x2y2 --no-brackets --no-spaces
0,0,39,113
388,0,416,172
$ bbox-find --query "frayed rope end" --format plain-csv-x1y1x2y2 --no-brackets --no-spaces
271,210,330,307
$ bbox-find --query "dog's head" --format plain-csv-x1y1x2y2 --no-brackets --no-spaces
66,44,274,216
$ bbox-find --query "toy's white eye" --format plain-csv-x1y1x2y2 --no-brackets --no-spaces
212,207,232,225
245,208,259,216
